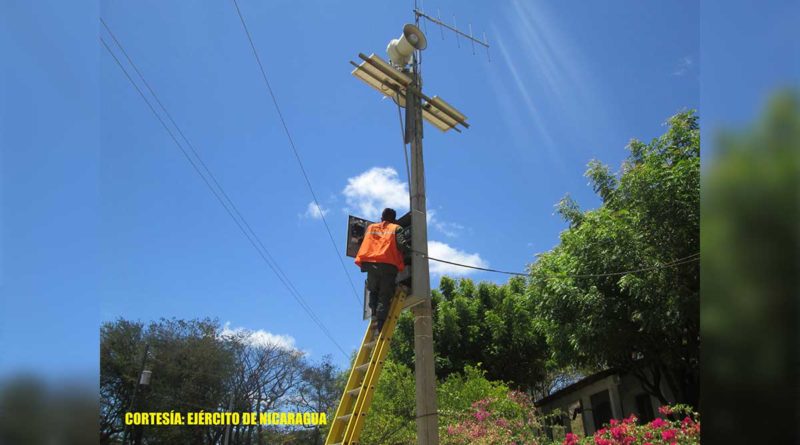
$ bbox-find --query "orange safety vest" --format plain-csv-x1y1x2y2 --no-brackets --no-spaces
354,221,405,272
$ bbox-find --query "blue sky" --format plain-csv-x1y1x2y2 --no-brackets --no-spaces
2,0,793,379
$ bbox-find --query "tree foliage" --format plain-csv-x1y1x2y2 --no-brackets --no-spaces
359,360,522,445
358,360,418,445
529,111,700,405
390,276,550,392
100,318,342,445
101,318,237,444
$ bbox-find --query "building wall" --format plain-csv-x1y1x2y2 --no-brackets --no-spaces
617,368,677,421
538,370,677,437
539,374,620,436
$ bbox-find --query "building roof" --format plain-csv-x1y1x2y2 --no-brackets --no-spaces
535,368,621,407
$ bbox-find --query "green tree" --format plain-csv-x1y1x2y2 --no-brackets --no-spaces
530,111,700,406
358,360,522,445
390,276,550,392
101,318,237,444
100,319,146,443
101,318,331,445
359,360,417,445
293,355,345,444
437,365,511,418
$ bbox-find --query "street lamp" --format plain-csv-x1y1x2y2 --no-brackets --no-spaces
121,344,150,445
139,370,152,386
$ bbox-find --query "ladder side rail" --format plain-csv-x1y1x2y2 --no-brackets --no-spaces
342,290,407,443
324,323,376,444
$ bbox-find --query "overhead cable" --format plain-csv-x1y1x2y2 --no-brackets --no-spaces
418,251,700,278
99,31,347,358
229,0,362,306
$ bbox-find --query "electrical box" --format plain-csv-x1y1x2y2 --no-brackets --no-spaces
346,215,373,258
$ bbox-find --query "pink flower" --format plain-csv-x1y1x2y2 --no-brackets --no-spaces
623,414,638,424
473,409,490,421
563,432,579,445
609,418,619,426
658,405,673,416
661,428,677,441
649,418,667,429
468,423,486,438
611,426,625,440
594,437,612,445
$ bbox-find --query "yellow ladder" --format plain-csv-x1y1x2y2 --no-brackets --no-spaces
325,287,406,445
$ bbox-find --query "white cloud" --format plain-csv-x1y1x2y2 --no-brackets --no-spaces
427,209,464,238
219,322,297,351
427,241,488,276
341,168,481,276
343,167,409,220
673,56,693,76
302,201,328,219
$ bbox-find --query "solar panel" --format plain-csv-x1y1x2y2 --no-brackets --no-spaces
350,53,469,133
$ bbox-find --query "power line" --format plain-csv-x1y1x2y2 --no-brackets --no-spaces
99,31,347,358
418,251,700,278
100,34,343,357
98,20,334,342
99,17,309,306
229,0,362,306
381,66,699,280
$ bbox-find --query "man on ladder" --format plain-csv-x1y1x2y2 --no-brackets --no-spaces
355,208,408,335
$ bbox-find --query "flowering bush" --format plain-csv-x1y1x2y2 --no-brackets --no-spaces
440,393,699,445
441,391,551,445
561,405,700,445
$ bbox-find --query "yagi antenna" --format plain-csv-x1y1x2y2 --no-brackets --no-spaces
413,8,490,61
419,0,428,34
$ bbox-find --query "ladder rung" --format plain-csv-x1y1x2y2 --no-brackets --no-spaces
355,362,370,373
325,291,406,445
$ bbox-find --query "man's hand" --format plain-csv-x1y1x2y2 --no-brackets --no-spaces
396,226,412,255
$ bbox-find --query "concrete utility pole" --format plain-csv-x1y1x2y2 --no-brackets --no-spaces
349,11,483,444
401,22,487,444
406,53,439,445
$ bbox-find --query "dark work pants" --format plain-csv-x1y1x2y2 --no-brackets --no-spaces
363,262,398,324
